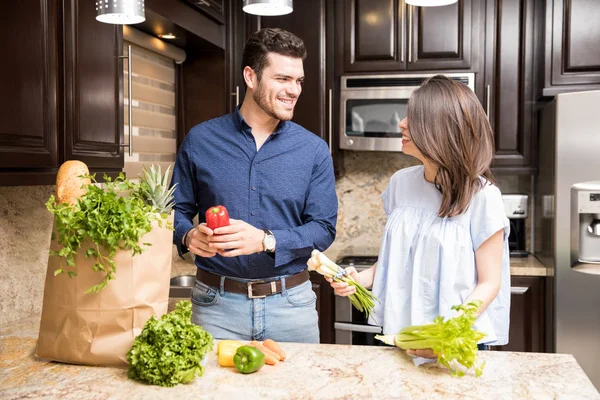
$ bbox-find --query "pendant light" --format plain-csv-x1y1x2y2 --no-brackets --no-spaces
405,0,458,6
243,0,293,16
96,0,146,25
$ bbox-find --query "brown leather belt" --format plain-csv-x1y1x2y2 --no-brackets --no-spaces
195,269,310,299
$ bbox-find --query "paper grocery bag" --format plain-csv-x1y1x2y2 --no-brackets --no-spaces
36,213,173,366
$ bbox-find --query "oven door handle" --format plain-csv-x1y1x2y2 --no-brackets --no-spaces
334,322,382,334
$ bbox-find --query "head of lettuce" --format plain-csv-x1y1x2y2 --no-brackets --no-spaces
126,300,214,387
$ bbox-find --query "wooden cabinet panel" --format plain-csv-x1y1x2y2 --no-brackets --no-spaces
485,0,542,171
341,0,477,73
545,0,600,95
407,0,472,70
310,271,335,344
62,0,124,171
182,0,225,24
342,0,403,72
0,0,58,171
492,276,546,353
225,0,249,114
343,0,405,72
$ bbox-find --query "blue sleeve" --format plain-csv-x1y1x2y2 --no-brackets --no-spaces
271,141,338,267
171,133,198,257
470,183,510,251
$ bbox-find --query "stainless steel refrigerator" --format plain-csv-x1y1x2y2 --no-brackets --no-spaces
536,90,600,389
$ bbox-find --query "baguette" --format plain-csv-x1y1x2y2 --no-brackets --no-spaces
56,160,91,205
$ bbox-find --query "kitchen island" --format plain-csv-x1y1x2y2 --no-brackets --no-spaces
1,317,598,400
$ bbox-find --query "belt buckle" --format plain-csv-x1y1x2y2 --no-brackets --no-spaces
247,280,266,299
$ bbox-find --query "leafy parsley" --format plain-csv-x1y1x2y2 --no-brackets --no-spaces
46,173,169,293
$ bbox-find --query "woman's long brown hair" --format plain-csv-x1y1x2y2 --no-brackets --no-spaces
407,75,496,218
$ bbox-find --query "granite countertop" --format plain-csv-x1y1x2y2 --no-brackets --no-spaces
324,245,551,277
2,317,598,400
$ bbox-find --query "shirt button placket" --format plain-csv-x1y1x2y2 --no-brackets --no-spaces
249,159,259,221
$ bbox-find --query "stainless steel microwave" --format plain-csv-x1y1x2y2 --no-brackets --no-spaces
339,73,475,152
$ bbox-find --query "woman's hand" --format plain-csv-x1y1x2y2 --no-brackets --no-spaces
325,267,360,296
406,348,437,359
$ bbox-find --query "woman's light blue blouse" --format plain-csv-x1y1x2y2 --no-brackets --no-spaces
369,165,511,345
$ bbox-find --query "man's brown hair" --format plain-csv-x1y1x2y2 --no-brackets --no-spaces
407,75,496,218
242,28,307,82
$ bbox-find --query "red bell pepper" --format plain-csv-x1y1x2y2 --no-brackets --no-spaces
205,205,230,230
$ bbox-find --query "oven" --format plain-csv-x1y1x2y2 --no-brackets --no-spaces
339,73,475,152
334,256,384,345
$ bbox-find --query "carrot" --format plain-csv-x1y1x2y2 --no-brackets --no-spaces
263,339,286,361
249,341,280,365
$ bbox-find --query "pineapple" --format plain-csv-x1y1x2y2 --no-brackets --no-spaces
137,164,177,214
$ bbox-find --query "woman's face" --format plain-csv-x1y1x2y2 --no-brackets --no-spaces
399,117,425,162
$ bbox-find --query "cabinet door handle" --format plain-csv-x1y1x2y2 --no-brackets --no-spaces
328,88,333,155
197,0,210,6
408,5,412,63
400,1,405,63
230,85,240,107
119,44,133,157
485,84,491,119
511,286,529,295
334,322,382,334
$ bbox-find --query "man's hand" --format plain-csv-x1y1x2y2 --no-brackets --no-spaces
208,218,265,257
184,224,218,258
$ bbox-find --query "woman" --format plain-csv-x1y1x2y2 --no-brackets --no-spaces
330,75,510,356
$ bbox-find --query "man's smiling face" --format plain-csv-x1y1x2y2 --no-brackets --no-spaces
252,53,304,121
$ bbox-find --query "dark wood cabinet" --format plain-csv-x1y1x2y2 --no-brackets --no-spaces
407,0,474,70
341,0,406,72
0,0,124,185
492,276,546,353
0,0,59,172
341,0,479,73
182,0,225,24
484,0,544,172
544,0,600,96
62,0,124,171
225,0,249,114
310,271,335,344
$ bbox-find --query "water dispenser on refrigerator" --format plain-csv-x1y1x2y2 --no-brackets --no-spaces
570,182,600,275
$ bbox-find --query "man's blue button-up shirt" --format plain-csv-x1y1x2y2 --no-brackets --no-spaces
171,109,338,279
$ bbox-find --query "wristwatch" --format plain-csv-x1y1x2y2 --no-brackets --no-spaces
262,229,276,252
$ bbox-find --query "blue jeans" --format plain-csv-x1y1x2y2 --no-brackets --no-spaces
190,275,319,343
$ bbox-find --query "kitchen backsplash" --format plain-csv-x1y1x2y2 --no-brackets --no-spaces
0,152,533,326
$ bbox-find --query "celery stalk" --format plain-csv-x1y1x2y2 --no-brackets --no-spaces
375,301,487,378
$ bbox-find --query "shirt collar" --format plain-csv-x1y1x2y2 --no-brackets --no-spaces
232,106,290,136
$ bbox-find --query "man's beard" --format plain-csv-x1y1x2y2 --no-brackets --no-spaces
253,80,295,121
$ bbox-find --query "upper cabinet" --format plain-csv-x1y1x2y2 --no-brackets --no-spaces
0,0,124,185
341,0,479,73
181,0,225,24
484,0,544,172
62,0,124,171
544,0,600,96
0,0,59,173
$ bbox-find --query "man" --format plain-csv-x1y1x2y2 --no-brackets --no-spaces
171,28,338,343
